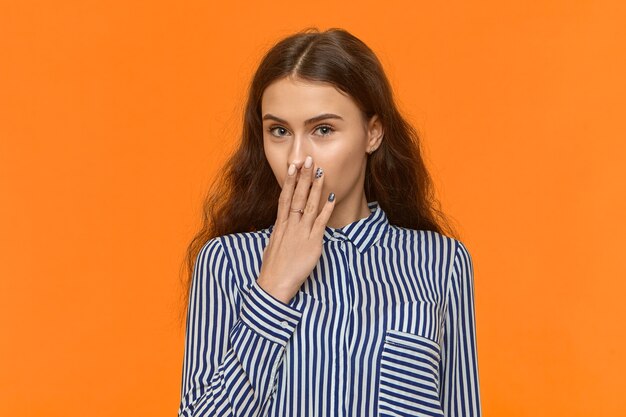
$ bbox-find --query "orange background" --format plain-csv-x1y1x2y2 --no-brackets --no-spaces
1,1,625,416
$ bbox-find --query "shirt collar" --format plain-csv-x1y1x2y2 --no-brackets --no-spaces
267,200,389,253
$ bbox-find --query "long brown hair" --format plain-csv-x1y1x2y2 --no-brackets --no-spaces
177,27,460,328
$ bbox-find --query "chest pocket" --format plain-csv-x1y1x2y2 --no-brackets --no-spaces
377,328,445,417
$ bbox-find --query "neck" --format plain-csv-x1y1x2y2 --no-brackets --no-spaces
326,191,371,229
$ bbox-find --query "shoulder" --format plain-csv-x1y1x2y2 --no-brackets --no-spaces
452,239,472,264
387,225,460,254
199,229,270,281
195,236,225,263
217,228,271,252
387,225,471,275
196,228,269,261
194,230,270,290
447,238,475,294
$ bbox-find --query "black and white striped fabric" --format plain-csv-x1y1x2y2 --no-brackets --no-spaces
178,200,482,417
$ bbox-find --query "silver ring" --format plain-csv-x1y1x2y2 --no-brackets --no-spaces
290,208,304,214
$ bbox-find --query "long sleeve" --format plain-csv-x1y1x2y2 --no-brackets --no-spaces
439,240,482,417
177,238,303,417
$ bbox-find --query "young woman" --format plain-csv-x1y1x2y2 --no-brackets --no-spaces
177,27,482,417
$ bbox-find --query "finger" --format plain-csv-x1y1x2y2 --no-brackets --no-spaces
288,155,315,225
311,192,336,239
276,163,298,228
301,164,324,229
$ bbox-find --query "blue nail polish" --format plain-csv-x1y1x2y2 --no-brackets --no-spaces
328,192,335,202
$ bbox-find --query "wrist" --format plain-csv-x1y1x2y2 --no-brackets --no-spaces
256,276,295,304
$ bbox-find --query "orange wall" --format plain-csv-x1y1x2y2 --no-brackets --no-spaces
1,1,625,416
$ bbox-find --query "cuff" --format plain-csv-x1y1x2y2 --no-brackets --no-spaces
239,280,303,346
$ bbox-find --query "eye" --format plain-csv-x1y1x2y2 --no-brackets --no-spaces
266,124,335,138
267,126,289,137
314,124,335,137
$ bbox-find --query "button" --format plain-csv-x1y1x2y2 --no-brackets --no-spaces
280,320,289,328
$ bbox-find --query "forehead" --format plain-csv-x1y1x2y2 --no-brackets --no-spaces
261,77,360,120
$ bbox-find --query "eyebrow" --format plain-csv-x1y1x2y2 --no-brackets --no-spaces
262,113,344,125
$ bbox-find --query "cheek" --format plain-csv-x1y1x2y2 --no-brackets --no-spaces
315,156,350,185
325,149,359,174
271,164,285,189
322,149,364,194
264,145,284,186
276,172,286,189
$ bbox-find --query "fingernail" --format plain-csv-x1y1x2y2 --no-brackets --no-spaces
288,163,296,176
315,167,323,179
328,192,335,202
304,155,313,168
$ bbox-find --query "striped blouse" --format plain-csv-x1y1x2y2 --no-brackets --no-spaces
177,200,482,417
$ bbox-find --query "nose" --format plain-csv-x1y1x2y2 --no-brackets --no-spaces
287,135,312,172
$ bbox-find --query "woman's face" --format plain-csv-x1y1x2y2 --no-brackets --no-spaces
261,76,382,212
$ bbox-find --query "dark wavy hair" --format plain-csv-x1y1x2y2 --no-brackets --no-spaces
177,27,460,328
